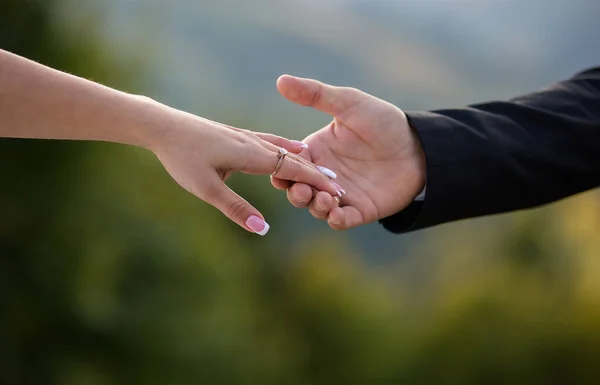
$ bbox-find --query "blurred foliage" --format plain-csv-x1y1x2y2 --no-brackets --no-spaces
2,1,600,385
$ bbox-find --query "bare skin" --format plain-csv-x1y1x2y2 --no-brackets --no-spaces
271,75,426,230
0,50,341,235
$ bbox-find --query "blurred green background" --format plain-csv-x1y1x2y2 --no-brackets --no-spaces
2,0,600,384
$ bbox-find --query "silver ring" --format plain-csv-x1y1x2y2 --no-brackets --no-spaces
334,195,342,206
271,148,288,176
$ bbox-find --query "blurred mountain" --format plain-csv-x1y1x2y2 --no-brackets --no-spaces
57,0,600,261
87,0,600,111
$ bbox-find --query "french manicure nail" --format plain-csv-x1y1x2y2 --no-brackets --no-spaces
331,184,343,198
291,140,309,149
317,166,337,179
246,215,270,236
331,181,346,196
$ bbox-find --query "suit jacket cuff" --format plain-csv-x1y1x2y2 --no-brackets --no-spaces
379,111,475,233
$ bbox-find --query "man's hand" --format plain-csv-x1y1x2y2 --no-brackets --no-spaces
271,75,426,230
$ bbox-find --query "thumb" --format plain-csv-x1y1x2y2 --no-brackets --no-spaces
276,75,362,116
203,180,270,236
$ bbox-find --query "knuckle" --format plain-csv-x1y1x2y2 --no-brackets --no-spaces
310,83,323,107
131,94,155,104
287,157,308,181
346,86,360,94
241,130,264,144
263,133,282,144
228,129,255,149
234,131,252,146
345,87,362,98
234,142,266,172
343,87,364,107
226,199,248,220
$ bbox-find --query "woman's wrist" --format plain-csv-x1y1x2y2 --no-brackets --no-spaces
120,94,182,152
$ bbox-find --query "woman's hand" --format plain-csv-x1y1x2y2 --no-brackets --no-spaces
145,106,342,235
0,49,343,235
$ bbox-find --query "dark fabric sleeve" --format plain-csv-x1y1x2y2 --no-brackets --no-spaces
380,67,600,233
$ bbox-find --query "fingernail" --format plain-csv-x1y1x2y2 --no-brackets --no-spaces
246,215,270,236
329,213,341,225
317,166,337,179
291,140,309,149
331,181,346,196
332,186,343,198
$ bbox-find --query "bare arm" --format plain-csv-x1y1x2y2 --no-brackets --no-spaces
0,50,343,235
0,49,159,147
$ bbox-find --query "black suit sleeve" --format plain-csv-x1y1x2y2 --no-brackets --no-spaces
380,67,600,233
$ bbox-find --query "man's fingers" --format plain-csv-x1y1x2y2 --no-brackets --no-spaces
308,191,335,220
242,147,338,195
254,132,308,154
287,183,314,208
202,180,270,236
276,74,363,116
327,206,363,230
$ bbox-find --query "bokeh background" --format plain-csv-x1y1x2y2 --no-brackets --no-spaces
2,0,600,384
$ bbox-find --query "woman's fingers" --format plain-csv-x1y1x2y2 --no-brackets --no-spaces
243,147,340,197
241,131,346,197
254,132,308,154
202,178,271,236
209,122,308,155
253,133,331,190
212,129,349,226
275,153,340,197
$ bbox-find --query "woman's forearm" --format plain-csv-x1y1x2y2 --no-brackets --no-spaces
0,49,344,235
0,49,162,148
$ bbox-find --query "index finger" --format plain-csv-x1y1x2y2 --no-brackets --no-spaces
242,147,340,198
